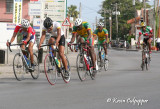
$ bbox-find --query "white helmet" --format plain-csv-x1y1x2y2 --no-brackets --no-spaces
97,22,104,27
74,18,82,26
21,19,30,28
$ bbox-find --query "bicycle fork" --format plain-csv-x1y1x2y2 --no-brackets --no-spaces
84,55,90,71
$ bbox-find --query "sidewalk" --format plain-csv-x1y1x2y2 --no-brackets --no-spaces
111,46,160,53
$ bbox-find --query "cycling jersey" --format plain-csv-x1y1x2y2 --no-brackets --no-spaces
139,26,153,38
93,28,108,41
42,21,64,37
14,24,35,36
72,21,92,38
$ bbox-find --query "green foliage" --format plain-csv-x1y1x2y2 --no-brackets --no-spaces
67,5,79,20
100,0,151,40
127,35,135,44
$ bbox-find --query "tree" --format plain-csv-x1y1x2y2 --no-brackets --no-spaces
67,5,79,21
99,0,151,40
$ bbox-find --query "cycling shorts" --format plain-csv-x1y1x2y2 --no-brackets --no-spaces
81,37,94,46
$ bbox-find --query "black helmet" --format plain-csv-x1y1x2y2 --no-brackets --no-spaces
43,17,53,29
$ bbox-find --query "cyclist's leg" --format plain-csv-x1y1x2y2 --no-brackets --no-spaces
79,37,85,44
28,42,34,64
102,40,107,56
58,35,68,70
89,37,96,69
49,36,56,55
28,35,35,64
21,37,27,56
147,38,152,53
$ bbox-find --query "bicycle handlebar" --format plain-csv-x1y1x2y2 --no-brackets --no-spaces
8,43,24,52
40,43,58,52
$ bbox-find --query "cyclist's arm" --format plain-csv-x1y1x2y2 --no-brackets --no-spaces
87,29,92,40
24,33,32,44
10,32,17,43
39,31,46,48
70,32,77,43
148,31,153,37
138,34,142,44
105,34,108,43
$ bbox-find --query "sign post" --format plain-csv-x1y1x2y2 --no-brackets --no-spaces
13,0,22,24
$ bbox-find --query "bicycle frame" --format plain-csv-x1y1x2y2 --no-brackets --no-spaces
82,44,92,71
48,46,61,72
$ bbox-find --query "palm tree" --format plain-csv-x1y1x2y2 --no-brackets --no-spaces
67,5,79,21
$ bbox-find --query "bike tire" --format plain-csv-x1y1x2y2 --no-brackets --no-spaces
104,59,109,71
145,58,149,70
44,54,57,85
76,54,87,81
61,54,71,83
97,52,102,71
13,53,25,81
141,52,145,71
30,53,40,79
88,56,95,80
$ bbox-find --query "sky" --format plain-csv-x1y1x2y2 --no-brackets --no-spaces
67,0,157,29
67,0,104,29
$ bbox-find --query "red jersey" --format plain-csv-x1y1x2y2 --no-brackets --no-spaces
14,24,35,36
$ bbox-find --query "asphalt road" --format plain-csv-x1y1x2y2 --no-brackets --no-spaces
0,49,160,109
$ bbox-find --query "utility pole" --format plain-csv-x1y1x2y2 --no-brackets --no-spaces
115,3,118,41
79,2,82,18
153,0,157,46
109,10,112,41
133,0,137,38
143,0,146,22
103,9,106,28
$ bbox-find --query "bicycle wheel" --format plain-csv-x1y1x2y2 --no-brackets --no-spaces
97,52,103,71
104,59,109,71
61,54,71,83
141,52,145,71
44,54,57,85
76,54,87,81
13,53,25,81
30,53,40,79
145,55,150,70
87,56,96,80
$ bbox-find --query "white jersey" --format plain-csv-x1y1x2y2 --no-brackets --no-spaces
42,21,64,37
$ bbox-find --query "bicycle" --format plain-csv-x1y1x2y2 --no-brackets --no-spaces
141,43,151,71
40,43,70,85
96,43,109,71
73,42,95,81
8,43,39,81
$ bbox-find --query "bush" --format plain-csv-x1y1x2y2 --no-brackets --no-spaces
127,35,135,44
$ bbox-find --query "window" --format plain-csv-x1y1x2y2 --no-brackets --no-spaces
6,0,13,13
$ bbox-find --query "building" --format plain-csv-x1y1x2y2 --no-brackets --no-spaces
0,0,30,22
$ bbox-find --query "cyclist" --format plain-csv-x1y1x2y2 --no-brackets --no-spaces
138,22,153,54
93,22,108,59
68,18,97,76
6,19,36,71
38,17,69,78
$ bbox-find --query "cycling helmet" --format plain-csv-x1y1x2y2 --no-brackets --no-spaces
141,22,146,27
43,17,53,29
97,22,104,27
74,18,82,26
21,19,30,28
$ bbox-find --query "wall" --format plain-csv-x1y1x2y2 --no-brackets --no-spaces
0,0,30,22
0,23,15,49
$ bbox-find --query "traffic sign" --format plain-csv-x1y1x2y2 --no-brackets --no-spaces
62,18,71,26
